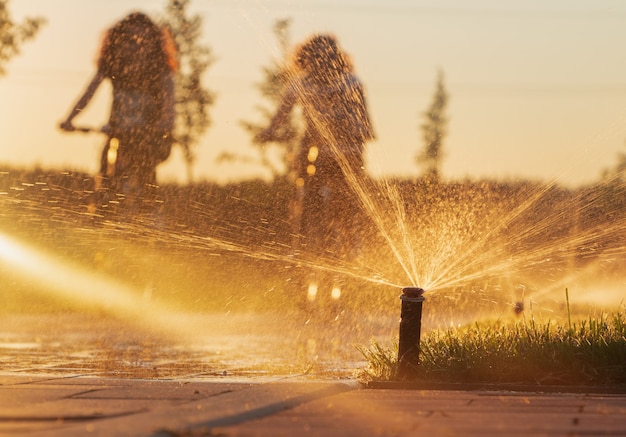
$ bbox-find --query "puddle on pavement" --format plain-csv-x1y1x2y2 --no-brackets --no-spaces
0,312,396,381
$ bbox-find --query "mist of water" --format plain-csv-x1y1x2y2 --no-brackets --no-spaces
300,87,626,315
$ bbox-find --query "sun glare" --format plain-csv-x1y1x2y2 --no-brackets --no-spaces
0,231,190,337
0,233,32,268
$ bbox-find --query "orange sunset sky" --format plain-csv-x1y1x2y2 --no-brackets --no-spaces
2,0,626,187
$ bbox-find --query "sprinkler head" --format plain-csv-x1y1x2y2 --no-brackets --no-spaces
397,286,425,380
400,287,425,301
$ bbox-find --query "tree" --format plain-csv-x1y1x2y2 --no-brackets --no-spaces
0,0,45,77
236,18,302,179
162,0,215,182
418,69,448,182
601,140,626,183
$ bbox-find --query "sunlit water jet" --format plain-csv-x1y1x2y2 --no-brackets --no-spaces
297,85,423,287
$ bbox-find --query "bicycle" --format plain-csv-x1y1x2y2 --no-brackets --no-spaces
60,123,162,219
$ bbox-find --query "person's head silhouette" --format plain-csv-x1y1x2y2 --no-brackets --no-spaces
98,12,177,84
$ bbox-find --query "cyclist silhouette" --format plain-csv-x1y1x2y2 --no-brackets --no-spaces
60,12,177,214
256,34,375,303
257,34,374,255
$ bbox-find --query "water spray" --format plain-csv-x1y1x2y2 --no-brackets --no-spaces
398,286,425,380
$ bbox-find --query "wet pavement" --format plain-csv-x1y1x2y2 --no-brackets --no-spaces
2,372,626,436
2,314,626,436
0,312,388,380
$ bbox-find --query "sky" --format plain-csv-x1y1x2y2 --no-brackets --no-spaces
2,0,626,187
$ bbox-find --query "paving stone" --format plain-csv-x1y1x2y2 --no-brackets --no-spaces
32,381,353,436
1,374,625,436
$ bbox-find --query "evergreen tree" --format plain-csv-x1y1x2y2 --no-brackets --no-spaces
237,18,301,179
418,69,448,182
613,147,626,182
162,0,215,182
0,0,45,77
602,141,626,183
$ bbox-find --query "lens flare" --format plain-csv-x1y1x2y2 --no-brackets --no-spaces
307,283,318,301
0,231,188,337
106,137,119,176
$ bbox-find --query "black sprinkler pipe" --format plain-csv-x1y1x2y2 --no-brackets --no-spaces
398,287,425,380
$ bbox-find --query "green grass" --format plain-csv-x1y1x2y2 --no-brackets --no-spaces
357,308,626,387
